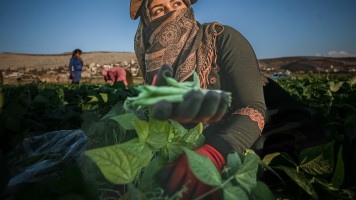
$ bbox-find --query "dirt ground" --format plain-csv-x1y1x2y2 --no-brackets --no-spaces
0,52,137,70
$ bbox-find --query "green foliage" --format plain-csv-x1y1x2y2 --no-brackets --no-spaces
2,75,356,199
182,150,273,200
85,139,153,184
0,83,136,152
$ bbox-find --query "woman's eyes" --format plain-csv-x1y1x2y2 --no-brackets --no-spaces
173,2,182,7
154,9,164,15
152,1,183,16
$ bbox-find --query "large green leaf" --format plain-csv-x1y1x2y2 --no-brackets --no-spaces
85,139,152,184
277,166,319,199
251,181,274,200
235,152,259,193
184,148,222,186
110,113,139,130
223,186,248,200
299,141,334,176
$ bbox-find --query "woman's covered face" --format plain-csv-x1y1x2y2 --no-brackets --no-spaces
149,0,187,20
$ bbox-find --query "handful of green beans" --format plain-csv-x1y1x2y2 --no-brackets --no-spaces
124,70,231,108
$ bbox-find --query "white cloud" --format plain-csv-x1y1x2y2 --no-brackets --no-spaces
315,53,322,57
327,51,355,57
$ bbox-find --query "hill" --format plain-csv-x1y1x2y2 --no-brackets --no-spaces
258,56,356,73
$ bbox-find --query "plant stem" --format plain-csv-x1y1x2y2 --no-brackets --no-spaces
194,176,235,200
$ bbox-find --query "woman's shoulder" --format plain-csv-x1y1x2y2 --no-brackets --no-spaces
215,24,251,46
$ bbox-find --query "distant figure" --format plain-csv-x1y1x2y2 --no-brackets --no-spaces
101,67,133,86
68,49,83,84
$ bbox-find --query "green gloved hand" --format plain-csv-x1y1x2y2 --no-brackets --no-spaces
152,65,230,124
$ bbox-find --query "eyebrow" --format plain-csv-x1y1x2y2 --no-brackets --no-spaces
150,0,177,10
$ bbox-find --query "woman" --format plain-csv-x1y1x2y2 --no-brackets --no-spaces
68,49,83,84
130,0,325,199
101,66,132,86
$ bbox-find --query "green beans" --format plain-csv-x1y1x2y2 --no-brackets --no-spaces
124,71,231,110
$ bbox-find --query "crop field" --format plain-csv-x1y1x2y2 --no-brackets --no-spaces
0,74,355,200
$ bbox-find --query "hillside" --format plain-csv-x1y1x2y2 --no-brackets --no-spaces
258,56,356,73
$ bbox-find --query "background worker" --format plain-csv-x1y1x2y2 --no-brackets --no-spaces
68,49,83,84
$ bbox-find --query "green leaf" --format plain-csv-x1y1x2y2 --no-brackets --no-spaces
184,148,222,186
169,120,188,137
160,121,204,162
99,93,108,103
329,81,344,92
146,119,171,150
127,184,144,200
277,166,319,199
138,156,167,192
87,95,98,103
349,76,356,86
299,141,334,176
135,120,149,143
223,186,248,200
225,153,242,177
266,152,297,167
183,123,203,144
85,139,152,184
110,113,139,130
235,152,259,193
262,152,280,165
33,94,49,104
331,146,344,188
102,102,125,119
251,181,274,200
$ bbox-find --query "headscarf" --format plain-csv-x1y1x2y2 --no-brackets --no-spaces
134,1,223,89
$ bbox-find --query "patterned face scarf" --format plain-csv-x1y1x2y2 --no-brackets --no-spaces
134,5,223,89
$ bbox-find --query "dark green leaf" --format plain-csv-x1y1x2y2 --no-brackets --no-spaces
138,156,167,192
299,141,334,176
110,113,139,130
235,152,259,193
184,148,222,186
331,146,344,188
223,186,248,200
251,181,274,200
127,184,144,200
277,166,319,199
225,153,242,177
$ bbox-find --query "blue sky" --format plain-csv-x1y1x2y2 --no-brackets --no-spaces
0,0,355,59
